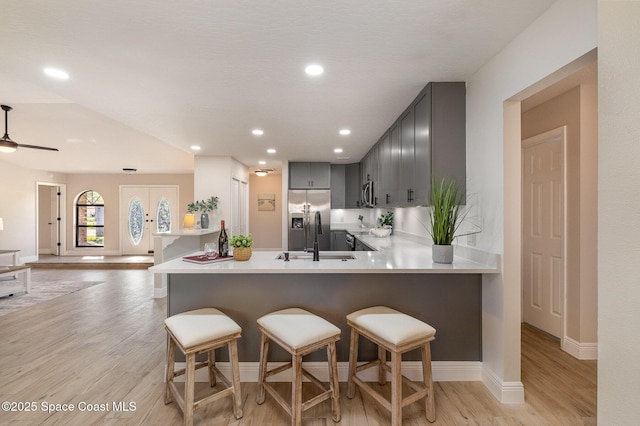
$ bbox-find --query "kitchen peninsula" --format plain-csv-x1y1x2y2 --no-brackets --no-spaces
151,233,499,371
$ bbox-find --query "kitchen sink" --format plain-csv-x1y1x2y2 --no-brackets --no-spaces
276,252,356,260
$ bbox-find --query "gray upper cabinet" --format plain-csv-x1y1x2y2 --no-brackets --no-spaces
345,163,361,208
399,106,416,206
330,164,346,208
360,82,465,208
412,85,432,206
289,162,331,189
387,121,401,206
413,82,466,205
330,163,361,208
378,130,394,207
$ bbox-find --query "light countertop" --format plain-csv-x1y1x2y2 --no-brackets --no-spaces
150,230,499,275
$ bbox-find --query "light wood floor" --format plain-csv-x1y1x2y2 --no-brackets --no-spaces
0,269,596,425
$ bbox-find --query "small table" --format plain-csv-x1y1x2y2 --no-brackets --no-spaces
0,266,31,297
0,250,20,266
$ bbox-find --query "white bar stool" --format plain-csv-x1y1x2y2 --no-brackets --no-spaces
164,308,243,426
346,306,436,425
256,308,341,426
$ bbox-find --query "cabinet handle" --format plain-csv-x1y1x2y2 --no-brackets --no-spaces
407,188,414,202
386,194,390,204
374,196,378,206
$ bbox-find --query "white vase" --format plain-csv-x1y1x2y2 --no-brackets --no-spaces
432,244,453,264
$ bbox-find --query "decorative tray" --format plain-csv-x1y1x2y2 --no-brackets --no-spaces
182,254,234,264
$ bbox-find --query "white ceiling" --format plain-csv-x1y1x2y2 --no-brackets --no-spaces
0,0,556,174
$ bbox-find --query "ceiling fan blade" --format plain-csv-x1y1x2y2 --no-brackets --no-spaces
18,144,59,152
0,105,59,153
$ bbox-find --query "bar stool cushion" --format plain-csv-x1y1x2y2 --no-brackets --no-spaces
164,307,241,349
257,308,340,350
347,306,436,346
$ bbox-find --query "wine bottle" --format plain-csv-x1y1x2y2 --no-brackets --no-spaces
218,220,229,257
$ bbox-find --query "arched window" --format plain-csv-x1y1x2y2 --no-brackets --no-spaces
76,190,105,247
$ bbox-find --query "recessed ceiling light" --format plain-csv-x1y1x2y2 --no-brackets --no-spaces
252,129,264,136
190,145,201,151
305,64,324,76
43,67,69,80
258,160,266,165
334,148,343,153
267,148,276,154
339,129,351,135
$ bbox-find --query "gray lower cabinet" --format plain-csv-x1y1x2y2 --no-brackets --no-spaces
290,162,331,189
354,238,373,251
330,230,348,251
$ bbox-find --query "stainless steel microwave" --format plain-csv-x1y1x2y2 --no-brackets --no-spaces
362,179,374,208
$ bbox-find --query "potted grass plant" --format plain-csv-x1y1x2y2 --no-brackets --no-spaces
428,178,465,264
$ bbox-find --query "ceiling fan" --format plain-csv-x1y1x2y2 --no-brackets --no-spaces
0,105,59,153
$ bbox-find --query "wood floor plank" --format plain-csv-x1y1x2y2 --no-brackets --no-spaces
0,270,597,425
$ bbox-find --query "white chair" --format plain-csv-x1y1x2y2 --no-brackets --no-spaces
256,308,341,426
164,308,243,426
346,306,436,425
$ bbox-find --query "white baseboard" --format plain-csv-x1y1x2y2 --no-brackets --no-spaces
481,366,524,404
169,360,482,384
563,336,598,360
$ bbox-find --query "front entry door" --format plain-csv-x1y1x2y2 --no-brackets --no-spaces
522,128,565,338
120,186,178,255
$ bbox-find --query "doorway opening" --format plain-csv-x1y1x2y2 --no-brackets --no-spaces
512,52,598,363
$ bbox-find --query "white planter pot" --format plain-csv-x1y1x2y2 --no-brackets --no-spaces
432,244,453,264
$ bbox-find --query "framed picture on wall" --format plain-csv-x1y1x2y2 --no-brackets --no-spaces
258,194,276,211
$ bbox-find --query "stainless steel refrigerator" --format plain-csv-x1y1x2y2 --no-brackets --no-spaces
288,189,331,251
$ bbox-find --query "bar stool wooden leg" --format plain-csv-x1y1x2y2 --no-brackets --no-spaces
184,353,196,426
165,337,176,404
390,350,402,426
347,327,359,399
256,332,269,405
229,340,243,419
378,345,387,385
327,341,341,422
422,342,435,422
291,354,303,426
208,349,216,386
164,308,243,425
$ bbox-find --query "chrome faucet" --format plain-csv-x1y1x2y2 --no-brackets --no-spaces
313,210,322,261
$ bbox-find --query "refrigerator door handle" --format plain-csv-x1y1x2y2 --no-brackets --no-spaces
303,203,309,251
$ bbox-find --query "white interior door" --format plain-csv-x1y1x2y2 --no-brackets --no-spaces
49,186,61,256
522,129,565,338
231,178,248,236
121,186,178,255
